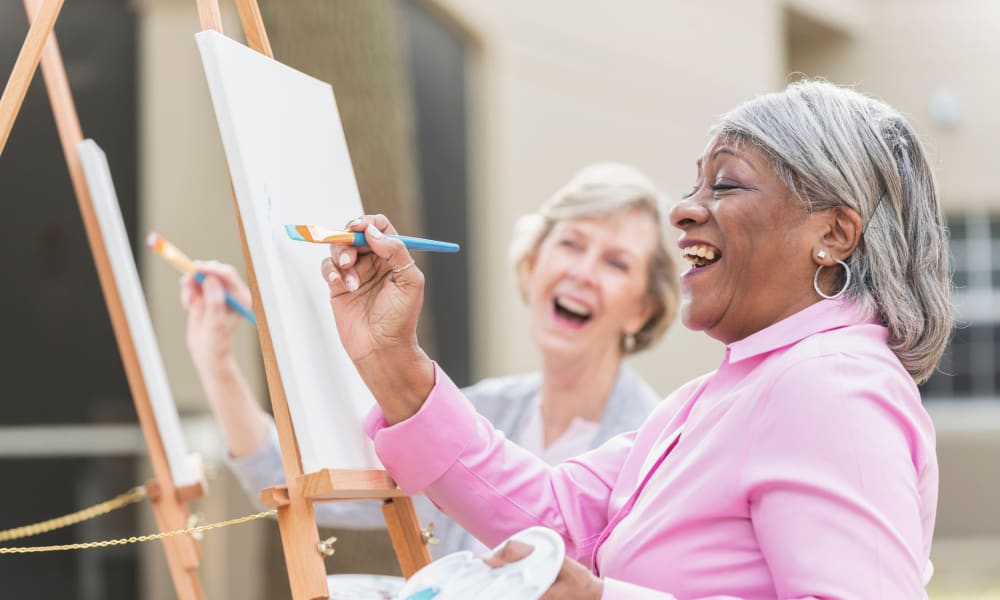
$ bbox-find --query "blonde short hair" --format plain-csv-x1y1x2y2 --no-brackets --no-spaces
508,163,679,355
714,80,952,383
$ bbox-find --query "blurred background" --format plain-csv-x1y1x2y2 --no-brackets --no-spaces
0,0,997,598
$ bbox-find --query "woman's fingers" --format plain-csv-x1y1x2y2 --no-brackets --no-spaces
201,275,228,320
186,281,206,322
328,215,415,292
363,224,418,283
321,256,351,297
483,541,534,569
345,213,398,236
331,245,360,291
335,245,358,268
180,274,195,308
198,260,253,307
370,213,399,236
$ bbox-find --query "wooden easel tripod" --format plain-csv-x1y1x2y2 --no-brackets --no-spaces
0,1,207,598
193,1,433,598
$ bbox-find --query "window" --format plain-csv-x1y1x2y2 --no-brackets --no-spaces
921,212,1000,400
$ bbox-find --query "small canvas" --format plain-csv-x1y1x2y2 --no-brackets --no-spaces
196,30,380,472
78,139,200,487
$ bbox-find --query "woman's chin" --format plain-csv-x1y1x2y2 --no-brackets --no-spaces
537,333,580,355
679,304,718,334
536,330,592,360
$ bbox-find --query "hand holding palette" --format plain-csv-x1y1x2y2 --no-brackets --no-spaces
397,527,565,600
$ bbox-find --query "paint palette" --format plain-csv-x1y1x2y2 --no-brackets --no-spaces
396,527,565,600
326,574,403,599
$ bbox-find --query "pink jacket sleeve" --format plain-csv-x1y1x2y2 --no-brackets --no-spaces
365,364,633,561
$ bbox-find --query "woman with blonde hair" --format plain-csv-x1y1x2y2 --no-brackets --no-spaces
322,80,951,597
181,162,679,557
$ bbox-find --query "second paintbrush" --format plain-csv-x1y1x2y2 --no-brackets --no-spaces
284,224,460,253
146,232,258,326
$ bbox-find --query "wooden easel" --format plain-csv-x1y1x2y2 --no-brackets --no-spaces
194,1,432,598
0,1,207,598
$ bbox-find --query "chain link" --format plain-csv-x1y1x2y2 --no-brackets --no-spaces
0,509,277,554
0,486,148,543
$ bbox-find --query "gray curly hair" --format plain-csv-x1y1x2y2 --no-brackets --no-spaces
713,80,952,383
508,163,680,355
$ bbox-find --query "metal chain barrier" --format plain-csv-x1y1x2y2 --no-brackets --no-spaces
0,485,148,543
0,509,277,554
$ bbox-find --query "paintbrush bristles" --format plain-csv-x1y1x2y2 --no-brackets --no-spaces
146,232,197,274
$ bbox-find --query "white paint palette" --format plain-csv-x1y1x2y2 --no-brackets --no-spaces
397,527,566,600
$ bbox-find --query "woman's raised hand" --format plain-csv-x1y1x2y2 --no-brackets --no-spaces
181,260,253,374
320,214,435,423
180,261,268,458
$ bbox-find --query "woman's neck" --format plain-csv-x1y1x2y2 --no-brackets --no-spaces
538,345,621,447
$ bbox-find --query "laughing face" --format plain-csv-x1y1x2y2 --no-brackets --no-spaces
523,208,658,361
669,137,828,343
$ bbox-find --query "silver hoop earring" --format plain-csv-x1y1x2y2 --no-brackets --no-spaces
813,258,851,300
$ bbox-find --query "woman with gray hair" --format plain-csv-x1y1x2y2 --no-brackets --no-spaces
322,79,951,598
180,162,679,558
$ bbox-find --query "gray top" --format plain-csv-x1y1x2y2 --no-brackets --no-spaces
227,365,660,558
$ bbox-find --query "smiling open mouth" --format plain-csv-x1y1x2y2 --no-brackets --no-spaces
553,296,592,324
681,244,722,269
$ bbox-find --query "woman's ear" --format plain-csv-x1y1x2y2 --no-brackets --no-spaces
517,252,538,301
815,206,863,263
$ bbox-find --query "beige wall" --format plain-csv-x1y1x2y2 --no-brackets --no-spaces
788,0,1000,213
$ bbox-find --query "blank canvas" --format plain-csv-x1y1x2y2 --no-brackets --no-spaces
78,139,200,487
196,30,380,472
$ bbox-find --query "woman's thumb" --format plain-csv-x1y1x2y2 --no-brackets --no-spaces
365,224,415,277
203,276,225,308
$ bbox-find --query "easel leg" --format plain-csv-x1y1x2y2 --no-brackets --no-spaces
22,0,207,596
276,495,329,600
149,492,205,600
382,497,432,578
0,0,63,156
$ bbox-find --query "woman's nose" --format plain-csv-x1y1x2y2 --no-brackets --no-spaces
568,250,600,285
668,195,710,230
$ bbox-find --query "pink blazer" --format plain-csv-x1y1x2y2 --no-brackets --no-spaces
366,300,937,599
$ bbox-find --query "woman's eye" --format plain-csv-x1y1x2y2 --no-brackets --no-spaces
559,239,580,250
711,183,741,193
607,258,629,272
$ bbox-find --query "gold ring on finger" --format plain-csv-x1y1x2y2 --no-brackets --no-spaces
392,259,416,274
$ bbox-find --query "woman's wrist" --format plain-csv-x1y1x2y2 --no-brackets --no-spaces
195,355,241,387
355,345,435,424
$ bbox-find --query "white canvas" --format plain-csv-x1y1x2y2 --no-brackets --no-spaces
78,139,200,487
195,30,380,472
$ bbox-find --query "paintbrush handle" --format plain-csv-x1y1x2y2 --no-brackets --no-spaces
193,271,258,326
351,231,460,253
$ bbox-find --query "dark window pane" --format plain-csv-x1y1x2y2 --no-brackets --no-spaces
951,249,969,288
947,217,967,242
401,0,472,386
949,326,974,396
